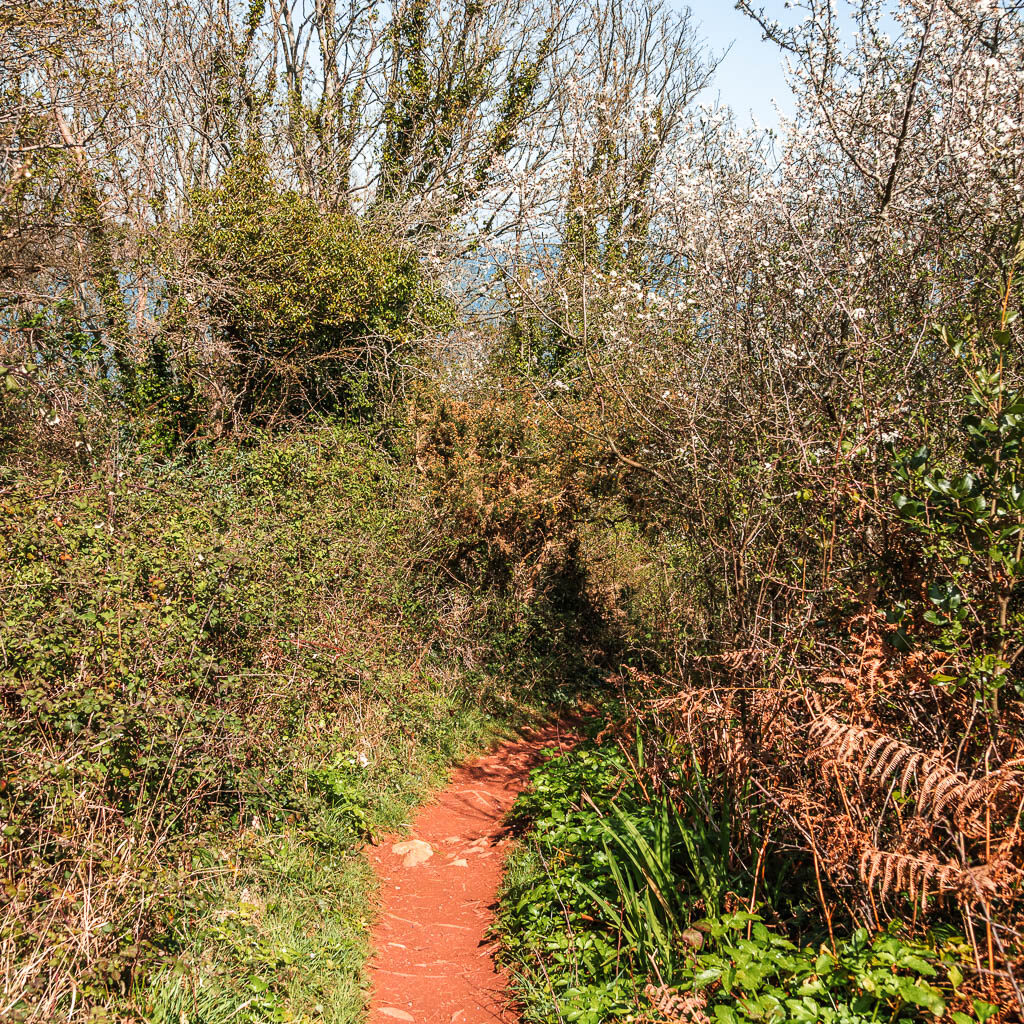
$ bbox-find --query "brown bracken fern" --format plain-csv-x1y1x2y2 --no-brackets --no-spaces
808,714,1023,837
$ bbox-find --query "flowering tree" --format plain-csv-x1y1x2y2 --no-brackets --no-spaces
478,2,1024,1004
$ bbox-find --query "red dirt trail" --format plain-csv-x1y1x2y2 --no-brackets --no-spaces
365,721,576,1024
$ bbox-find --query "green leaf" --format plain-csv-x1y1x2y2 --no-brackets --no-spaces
896,977,945,1014
814,951,834,975
899,954,937,976
693,967,724,986
973,1000,1000,1022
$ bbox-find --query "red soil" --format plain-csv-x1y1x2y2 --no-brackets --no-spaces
365,722,576,1024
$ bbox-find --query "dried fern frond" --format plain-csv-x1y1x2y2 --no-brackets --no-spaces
857,844,1016,906
808,715,1022,837
644,984,710,1024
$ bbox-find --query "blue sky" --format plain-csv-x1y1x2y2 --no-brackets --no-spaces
689,3,794,127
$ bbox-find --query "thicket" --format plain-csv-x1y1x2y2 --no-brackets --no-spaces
0,419,588,1022
4,0,1024,1021
1,136,591,1015
501,741,988,1023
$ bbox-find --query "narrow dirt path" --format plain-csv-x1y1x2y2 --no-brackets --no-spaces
365,722,575,1024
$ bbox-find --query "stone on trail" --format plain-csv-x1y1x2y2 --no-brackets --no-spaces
379,1009,415,1021
392,839,434,867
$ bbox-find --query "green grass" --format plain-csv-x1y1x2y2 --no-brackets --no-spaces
144,826,370,1024
138,675,529,1024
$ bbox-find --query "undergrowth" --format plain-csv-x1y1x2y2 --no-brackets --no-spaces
0,422,554,1022
500,739,997,1024
141,695,506,1024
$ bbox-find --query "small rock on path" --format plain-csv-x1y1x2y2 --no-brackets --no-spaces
366,721,576,1024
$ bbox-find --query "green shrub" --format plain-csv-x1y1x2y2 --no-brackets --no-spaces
184,147,430,420
891,320,1024,710
0,422,542,1022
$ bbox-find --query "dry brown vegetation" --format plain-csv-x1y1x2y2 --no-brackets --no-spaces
622,608,1024,1011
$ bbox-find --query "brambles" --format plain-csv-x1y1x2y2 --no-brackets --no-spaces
4,0,1024,1019
484,2,1024,1011
0,424,570,1021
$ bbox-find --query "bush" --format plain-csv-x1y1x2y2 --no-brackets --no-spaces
182,147,433,423
501,740,983,1024
412,383,591,604
0,422,543,1021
